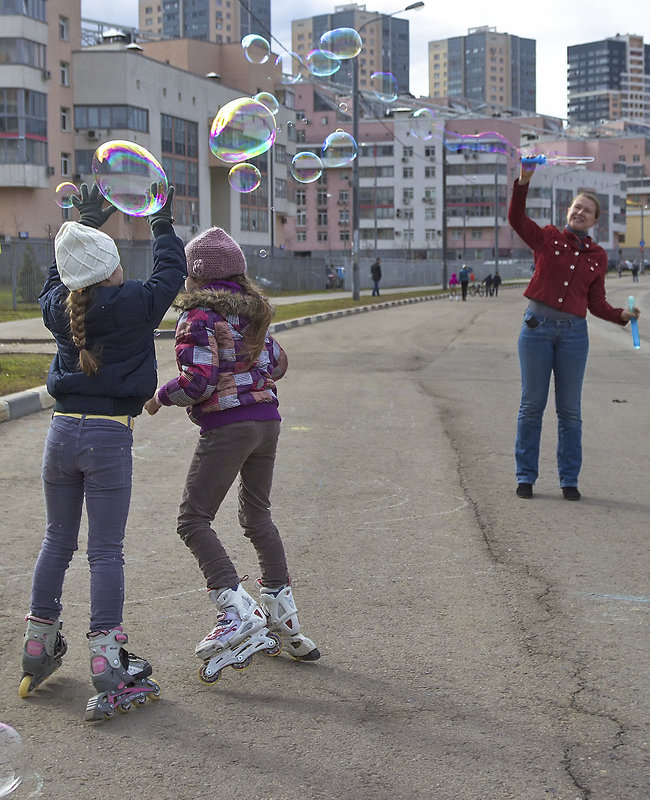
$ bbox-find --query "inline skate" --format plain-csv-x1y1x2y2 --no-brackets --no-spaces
19,616,68,698
197,584,281,685
85,627,160,721
259,583,321,661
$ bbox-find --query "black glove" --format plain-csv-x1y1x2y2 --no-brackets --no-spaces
71,183,117,229
147,185,175,238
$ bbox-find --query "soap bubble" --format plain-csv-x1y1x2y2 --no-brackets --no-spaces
0,723,23,798
319,28,362,59
339,101,348,112
91,140,168,216
321,130,357,168
443,129,518,160
410,107,435,140
370,72,398,103
209,98,277,164
274,51,304,83
54,181,79,209
253,92,280,115
153,329,160,337
241,34,270,64
305,48,341,77
290,152,323,184
259,249,267,258
228,162,261,193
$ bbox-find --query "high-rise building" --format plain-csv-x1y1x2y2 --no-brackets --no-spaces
567,34,650,124
139,0,271,44
428,26,536,113
292,3,411,95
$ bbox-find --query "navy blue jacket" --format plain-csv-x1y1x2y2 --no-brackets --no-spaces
40,230,187,416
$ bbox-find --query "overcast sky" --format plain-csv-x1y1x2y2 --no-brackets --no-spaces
81,0,645,120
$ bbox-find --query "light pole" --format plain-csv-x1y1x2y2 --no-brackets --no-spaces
351,2,424,300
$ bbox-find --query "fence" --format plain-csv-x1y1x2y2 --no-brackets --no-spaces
0,236,536,312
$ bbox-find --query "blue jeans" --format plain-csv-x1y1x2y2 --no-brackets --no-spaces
30,415,133,630
515,313,589,487
372,280,380,296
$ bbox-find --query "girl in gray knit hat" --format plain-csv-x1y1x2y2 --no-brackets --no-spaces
145,226,320,684
19,184,187,720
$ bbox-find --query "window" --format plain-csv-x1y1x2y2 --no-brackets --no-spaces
296,189,306,206
0,88,47,165
61,152,71,176
317,231,328,242
296,231,306,241
75,105,149,133
0,0,46,21
160,114,200,218
296,210,307,226
403,167,414,179
59,17,69,41
339,190,349,203
403,187,414,202
317,189,328,205
403,146,413,158
339,230,350,241
425,166,435,178
60,62,70,87
60,107,70,132
317,211,328,226
339,211,349,223
0,38,47,69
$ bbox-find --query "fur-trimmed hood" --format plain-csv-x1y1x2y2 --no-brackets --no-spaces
174,287,273,323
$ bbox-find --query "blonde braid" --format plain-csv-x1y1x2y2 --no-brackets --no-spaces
65,289,102,376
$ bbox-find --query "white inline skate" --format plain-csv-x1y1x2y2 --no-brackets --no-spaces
196,583,281,685
259,583,321,662
85,628,160,721
19,616,68,698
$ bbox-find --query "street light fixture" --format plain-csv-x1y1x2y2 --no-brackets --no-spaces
351,2,425,299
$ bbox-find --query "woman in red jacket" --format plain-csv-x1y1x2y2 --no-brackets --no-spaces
508,158,639,501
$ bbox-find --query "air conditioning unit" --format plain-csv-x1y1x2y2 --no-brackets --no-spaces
47,166,55,176
87,130,99,140
42,69,51,80
395,231,401,236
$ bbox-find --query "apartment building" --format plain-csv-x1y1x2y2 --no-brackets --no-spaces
428,26,536,114
292,3,411,96
568,34,650,125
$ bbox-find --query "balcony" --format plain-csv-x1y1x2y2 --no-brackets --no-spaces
0,162,50,189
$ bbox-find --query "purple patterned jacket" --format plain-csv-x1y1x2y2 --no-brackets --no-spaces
157,280,287,433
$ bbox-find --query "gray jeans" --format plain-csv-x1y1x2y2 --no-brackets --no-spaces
177,419,288,591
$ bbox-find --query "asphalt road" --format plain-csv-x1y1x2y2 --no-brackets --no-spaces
0,279,648,800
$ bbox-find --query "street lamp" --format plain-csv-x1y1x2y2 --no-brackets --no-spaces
351,2,425,299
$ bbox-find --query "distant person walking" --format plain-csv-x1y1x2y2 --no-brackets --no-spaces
459,264,471,301
492,271,502,296
371,257,382,296
483,274,494,297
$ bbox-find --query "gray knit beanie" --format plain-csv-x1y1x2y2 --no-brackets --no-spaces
54,221,120,291
185,227,246,284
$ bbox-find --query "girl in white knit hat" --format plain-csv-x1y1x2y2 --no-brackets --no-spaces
145,226,320,684
19,184,187,720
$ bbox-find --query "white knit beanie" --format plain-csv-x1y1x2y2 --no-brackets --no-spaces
54,221,120,291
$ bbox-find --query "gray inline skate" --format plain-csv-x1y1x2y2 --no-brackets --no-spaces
259,583,321,661
85,627,160,721
197,584,281,685
19,616,68,698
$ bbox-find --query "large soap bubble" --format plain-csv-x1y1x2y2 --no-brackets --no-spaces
321,130,357,168
54,181,79,209
319,28,362,59
91,140,168,216
209,98,277,164
370,72,398,103
241,34,270,64
0,723,23,797
290,152,323,184
305,48,341,77
228,163,261,193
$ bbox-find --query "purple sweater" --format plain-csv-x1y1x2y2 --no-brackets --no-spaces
157,281,287,433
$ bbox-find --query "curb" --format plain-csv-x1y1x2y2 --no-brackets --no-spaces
0,385,54,424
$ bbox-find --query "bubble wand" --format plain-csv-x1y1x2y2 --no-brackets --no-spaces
628,296,640,349
521,154,595,167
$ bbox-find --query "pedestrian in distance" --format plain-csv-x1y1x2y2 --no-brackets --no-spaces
509,158,639,502
492,271,502,296
459,264,471,301
483,273,494,297
19,183,187,721
371,256,382,296
144,226,320,686
631,262,640,283
448,271,460,300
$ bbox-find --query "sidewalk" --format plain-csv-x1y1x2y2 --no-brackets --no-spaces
0,285,447,423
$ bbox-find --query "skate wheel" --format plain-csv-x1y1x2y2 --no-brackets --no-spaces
134,696,147,707
147,679,161,701
198,664,221,685
117,701,131,714
264,634,282,657
18,675,33,699
231,656,252,671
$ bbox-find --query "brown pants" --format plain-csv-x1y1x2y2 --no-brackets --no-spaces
177,420,288,591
